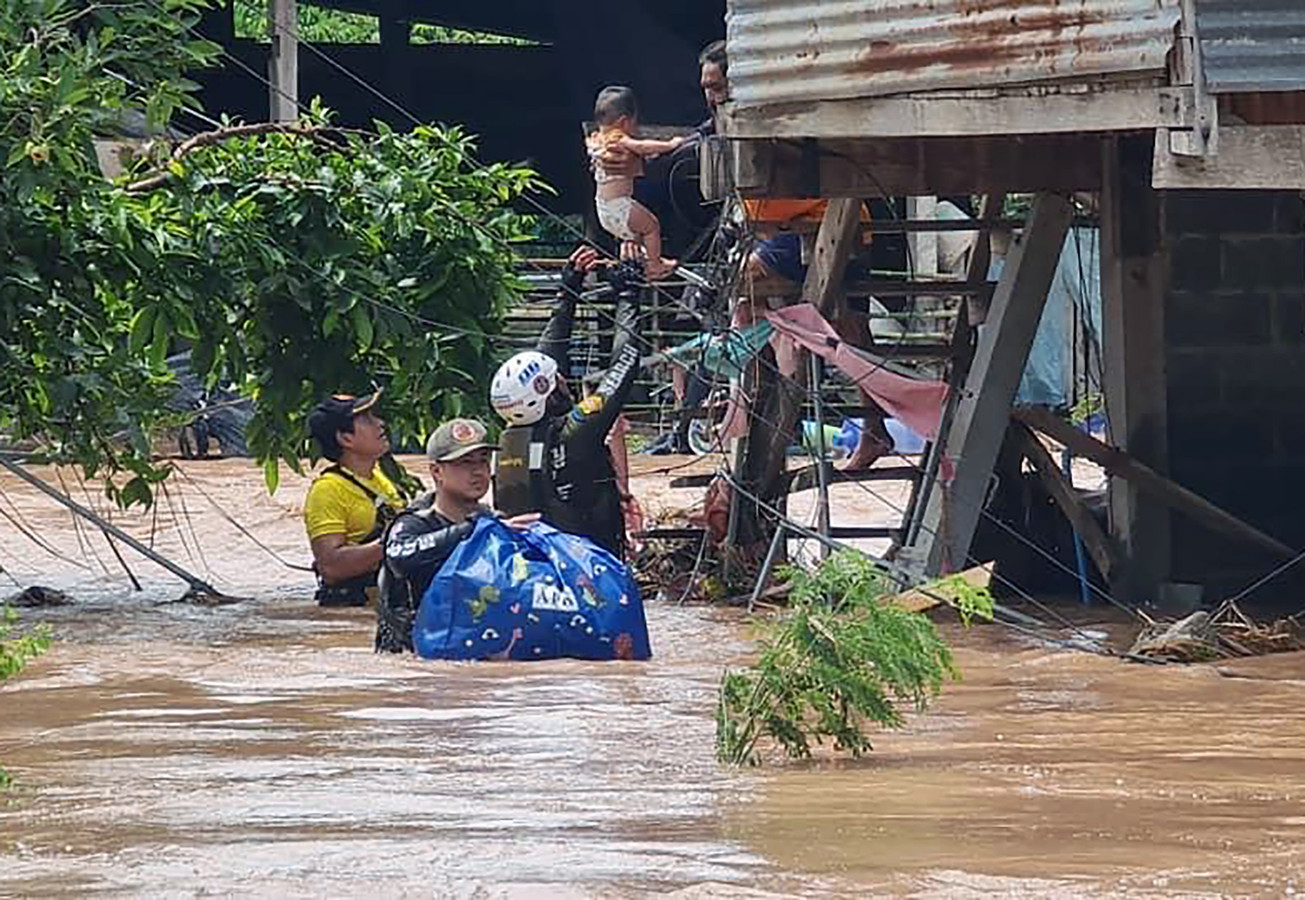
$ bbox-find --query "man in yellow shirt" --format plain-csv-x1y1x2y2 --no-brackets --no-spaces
304,391,408,607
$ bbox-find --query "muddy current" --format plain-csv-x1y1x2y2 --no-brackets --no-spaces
2,457,1305,897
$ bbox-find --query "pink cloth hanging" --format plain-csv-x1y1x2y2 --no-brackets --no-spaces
764,304,948,441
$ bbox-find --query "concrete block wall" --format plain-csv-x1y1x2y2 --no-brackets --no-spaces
1162,190,1305,603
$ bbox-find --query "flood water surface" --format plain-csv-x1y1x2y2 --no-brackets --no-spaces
2,459,1305,897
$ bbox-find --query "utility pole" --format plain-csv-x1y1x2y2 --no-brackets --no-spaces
268,0,299,122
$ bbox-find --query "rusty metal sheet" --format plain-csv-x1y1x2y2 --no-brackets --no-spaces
726,0,1182,109
1197,0,1305,93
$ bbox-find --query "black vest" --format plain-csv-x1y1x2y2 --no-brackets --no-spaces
494,422,550,518
493,420,625,558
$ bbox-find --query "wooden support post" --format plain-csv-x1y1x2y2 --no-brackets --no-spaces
736,199,863,550
902,193,1074,576
1101,135,1171,601
805,199,865,317
1014,423,1123,585
1014,408,1295,561
268,0,299,123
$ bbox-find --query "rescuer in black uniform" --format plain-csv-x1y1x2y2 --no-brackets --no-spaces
490,247,642,559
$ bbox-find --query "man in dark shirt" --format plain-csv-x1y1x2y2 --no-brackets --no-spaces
375,418,536,653
696,39,728,137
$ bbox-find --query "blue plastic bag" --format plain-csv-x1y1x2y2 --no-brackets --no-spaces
412,517,652,662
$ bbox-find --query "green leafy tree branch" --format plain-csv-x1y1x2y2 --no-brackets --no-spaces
2,0,544,505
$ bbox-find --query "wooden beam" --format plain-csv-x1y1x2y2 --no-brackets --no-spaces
725,135,1104,199
268,0,299,123
1152,125,1305,189
804,199,865,316
885,563,993,614
1014,407,1296,561
1014,423,1123,585
902,193,1075,577
720,87,1193,140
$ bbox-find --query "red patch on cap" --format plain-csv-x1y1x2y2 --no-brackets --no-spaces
532,375,551,396
450,421,478,443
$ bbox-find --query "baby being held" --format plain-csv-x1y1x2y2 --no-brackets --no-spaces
587,85,684,280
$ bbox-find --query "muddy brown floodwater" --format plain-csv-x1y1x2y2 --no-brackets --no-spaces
2,457,1305,897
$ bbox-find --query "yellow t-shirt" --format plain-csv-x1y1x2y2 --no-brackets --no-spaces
303,465,405,544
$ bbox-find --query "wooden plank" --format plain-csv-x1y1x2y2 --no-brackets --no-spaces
267,0,298,123
1152,125,1305,190
720,87,1192,140
902,194,1075,577
726,135,1105,199
1013,423,1123,585
1014,407,1296,561
885,564,993,614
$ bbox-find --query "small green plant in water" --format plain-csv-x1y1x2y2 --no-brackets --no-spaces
716,553,988,766
1,606,51,682
1,605,52,789
933,574,997,627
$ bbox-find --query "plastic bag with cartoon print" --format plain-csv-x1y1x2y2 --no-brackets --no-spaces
413,517,652,662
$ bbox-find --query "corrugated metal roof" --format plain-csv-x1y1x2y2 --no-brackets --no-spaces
1196,0,1305,93
726,0,1182,108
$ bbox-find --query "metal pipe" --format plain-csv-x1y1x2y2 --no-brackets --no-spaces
1062,446,1093,607
809,354,832,560
749,523,787,613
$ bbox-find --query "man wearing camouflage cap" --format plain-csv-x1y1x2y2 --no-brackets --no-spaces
375,418,537,653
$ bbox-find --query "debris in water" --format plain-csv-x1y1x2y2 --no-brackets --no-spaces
7,586,73,607
176,586,245,606
1129,604,1305,663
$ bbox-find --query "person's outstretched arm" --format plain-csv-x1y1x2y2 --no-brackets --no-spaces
618,135,684,158
563,289,641,444
538,246,601,371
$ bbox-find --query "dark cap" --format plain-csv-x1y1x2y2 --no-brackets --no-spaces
426,418,498,462
308,390,381,458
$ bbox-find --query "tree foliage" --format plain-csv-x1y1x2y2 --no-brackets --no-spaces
231,0,533,46
716,553,977,766
1,0,543,504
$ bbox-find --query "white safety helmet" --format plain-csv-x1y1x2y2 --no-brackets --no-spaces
490,351,559,426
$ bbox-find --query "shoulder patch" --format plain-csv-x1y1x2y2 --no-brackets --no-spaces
578,394,605,416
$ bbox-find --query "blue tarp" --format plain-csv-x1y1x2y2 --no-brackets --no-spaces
986,227,1102,409
413,518,652,662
